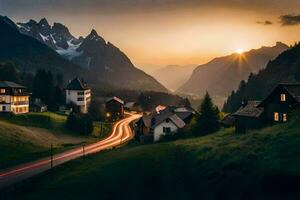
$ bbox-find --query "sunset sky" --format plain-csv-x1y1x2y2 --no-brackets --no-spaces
1,0,300,71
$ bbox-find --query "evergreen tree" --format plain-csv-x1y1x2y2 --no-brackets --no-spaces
192,92,220,135
0,62,21,83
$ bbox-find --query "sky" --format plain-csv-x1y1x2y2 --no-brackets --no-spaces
1,0,300,71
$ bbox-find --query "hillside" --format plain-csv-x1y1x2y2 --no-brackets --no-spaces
0,112,96,169
223,43,300,113
150,64,197,91
178,42,288,100
16,18,167,92
9,111,300,200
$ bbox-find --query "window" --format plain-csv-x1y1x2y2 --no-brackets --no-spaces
163,127,171,133
78,91,84,95
77,97,84,101
283,113,287,122
0,89,5,94
280,94,286,102
2,106,6,111
166,119,170,123
274,112,279,122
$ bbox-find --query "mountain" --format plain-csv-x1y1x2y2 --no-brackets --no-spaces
0,16,83,79
150,64,197,91
177,42,289,99
17,18,167,92
223,43,300,113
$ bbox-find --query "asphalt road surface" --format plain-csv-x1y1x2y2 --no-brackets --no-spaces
0,112,141,189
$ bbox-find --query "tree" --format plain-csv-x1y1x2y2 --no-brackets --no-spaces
0,62,21,83
180,98,191,108
89,100,105,121
66,112,93,134
192,92,220,135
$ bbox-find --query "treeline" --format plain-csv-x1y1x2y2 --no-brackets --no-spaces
0,62,65,110
223,43,300,113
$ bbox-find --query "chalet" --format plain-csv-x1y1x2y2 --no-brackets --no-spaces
0,81,30,114
105,96,124,120
233,83,300,133
65,78,91,114
232,101,264,133
136,106,195,142
258,83,300,124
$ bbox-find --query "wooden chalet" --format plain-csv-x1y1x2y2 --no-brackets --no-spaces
105,96,124,120
233,83,300,133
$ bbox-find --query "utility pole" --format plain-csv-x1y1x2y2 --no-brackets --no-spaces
83,144,85,157
50,144,53,169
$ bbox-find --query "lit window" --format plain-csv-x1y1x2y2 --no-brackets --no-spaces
283,113,287,122
280,94,286,102
274,112,279,122
0,89,5,94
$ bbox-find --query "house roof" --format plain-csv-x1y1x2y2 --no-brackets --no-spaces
0,81,25,88
233,101,264,118
221,114,235,126
65,78,90,90
259,83,300,107
169,114,186,128
106,96,124,105
124,102,136,108
281,83,300,102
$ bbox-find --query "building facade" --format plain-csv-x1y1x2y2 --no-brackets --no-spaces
65,78,91,114
233,83,300,133
105,97,124,121
0,81,30,114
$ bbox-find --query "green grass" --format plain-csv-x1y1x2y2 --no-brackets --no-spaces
0,112,100,169
7,111,300,200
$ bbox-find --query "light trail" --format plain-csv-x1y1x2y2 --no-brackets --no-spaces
0,113,142,189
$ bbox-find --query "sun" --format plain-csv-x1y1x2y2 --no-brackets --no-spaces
235,48,244,55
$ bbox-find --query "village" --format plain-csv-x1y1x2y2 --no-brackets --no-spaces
1,78,299,143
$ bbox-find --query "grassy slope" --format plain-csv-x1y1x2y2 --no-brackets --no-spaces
9,111,300,200
0,112,99,169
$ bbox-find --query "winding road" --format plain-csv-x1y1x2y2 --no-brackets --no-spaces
0,112,141,189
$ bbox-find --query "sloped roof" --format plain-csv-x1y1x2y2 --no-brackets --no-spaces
0,81,25,88
124,102,136,108
65,78,90,90
106,96,124,105
233,101,264,118
169,114,186,128
281,83,300,102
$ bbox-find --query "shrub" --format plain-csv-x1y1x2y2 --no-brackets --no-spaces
66,112,93,134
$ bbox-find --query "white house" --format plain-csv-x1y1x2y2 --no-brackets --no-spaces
0,81,30,114
152,114,186,141
136,106,195,142
65,78,91,114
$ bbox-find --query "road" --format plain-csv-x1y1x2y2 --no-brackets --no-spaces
0,112,141,189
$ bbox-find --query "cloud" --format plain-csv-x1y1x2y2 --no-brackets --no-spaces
280,14,300,26
256,20,273,25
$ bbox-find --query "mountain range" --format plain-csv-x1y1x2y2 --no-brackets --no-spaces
177,42,289,101
223,43,300,112
150,64,197,91
0,16,166,92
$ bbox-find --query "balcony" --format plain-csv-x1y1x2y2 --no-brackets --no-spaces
12,101,29,106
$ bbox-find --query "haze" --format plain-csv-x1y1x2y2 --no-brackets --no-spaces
1,0,300,71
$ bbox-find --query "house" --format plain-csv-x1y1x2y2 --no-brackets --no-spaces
233,83,300,133
232,101,264,133
136,106,195,142
258,83,300,124
124,102,142,112
65,78,91,114
105,96,124,120
0,81,30,114
30,98,47,112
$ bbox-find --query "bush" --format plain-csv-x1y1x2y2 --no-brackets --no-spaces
66,112,93,134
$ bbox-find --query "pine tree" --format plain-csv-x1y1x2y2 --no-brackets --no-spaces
192,92,220,135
